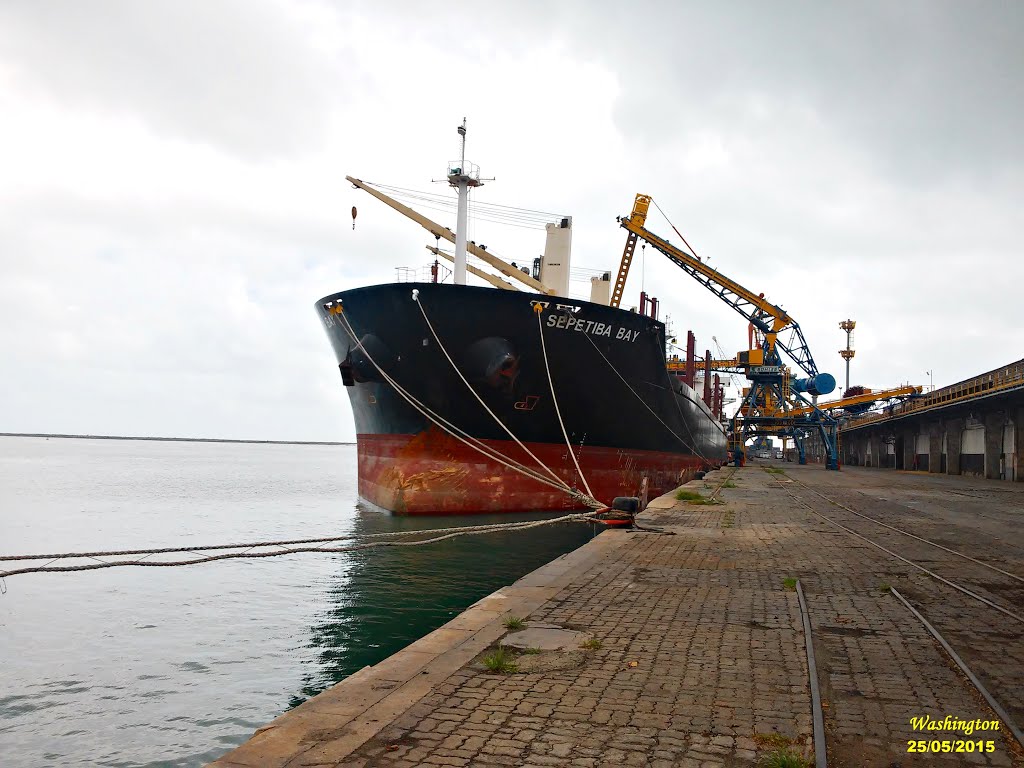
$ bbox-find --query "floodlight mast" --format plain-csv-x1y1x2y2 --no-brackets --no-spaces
839,319,856,392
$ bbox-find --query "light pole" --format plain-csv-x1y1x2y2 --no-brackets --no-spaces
926,370,934,392
839,320,856,393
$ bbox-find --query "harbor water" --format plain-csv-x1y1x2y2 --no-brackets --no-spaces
0,436,597,767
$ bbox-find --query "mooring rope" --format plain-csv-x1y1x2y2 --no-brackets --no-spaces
334,303,604,509
580,329,712,463
2,297,690,579
334,308,565,493
535,305,596,500
0,513,598,578
335,308,578,498
0,515,612,563
413,292,572,493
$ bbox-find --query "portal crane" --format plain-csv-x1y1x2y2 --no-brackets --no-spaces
618,195,824,381
617,193,840,468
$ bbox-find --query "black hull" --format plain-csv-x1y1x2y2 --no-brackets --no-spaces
316,283,727,512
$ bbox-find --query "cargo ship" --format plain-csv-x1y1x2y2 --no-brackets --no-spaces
316,122,727,514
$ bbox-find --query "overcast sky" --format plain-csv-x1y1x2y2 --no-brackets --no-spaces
1,1,1021,441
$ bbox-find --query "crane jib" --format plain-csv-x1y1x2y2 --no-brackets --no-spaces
618,216,820,379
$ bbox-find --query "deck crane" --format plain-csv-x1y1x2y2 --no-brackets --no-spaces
616,194,841,469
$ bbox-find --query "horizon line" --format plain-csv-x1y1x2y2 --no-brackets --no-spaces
0,432,353,446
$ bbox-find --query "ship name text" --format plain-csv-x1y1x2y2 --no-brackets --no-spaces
547,313,640,342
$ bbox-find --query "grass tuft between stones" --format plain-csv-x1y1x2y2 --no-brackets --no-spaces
759,748,810,768
502,616,525,631
675,489,723,505
580,638,602,650
482,646,518,673
782,577,797,592
675,490,703,501
753,732,795,750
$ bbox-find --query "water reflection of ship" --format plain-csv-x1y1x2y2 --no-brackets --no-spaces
291,506,598,705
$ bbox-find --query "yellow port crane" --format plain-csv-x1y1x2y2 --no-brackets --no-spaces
610,195,651,309
615,194,826,382
614,193,840,468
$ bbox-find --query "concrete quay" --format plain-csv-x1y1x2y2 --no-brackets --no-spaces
211,464,1024,768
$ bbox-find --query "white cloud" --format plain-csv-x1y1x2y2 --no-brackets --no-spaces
0,0,343,157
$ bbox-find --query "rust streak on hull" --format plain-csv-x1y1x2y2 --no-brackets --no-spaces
358,428,707,514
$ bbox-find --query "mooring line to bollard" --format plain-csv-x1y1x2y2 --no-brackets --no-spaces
890,587,1024,749
795,580,828,768
707,466,738,501
580,329,712,462
335,303,604,510
0,513,599,578
0,516,607,563
414,294,577,496
534,305,597,501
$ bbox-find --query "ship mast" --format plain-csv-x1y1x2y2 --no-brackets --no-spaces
447,118,482,286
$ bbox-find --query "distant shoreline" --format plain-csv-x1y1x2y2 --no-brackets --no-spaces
0,433,353,446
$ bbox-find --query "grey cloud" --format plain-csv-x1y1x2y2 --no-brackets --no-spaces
0,0,344,158
563,1,1024,183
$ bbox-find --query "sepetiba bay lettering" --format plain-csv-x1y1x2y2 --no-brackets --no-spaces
546,313,640,342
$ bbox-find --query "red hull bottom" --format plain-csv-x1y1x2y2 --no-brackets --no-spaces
357,429,712,515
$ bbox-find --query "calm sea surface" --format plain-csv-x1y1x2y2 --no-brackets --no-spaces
0,437,596,767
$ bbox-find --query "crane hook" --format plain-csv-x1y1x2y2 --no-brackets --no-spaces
351,206,357,230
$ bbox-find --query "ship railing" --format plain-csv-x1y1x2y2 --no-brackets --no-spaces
394,265,437,283
447,160,480,182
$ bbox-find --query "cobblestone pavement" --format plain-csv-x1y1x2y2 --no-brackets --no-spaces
777,466,1024,767
215,464,1024,768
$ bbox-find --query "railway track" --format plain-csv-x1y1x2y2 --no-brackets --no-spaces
773,471,1024,760
802,475,1024,559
